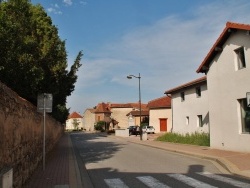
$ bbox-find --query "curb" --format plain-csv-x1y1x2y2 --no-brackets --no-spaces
126,139,250,180
68,133,83,188
68,133,94,188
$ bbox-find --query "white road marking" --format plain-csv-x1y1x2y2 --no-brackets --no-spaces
197,172,250,188
167,173,217,188
137,176,170,188
104,178,129,188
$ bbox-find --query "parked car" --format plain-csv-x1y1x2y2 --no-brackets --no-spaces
128,125,140,136
142,125,155,134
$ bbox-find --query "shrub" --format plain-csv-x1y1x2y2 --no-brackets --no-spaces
156,132,210,146
94,121,105,132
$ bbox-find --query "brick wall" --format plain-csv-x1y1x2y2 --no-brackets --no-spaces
0,81,63,187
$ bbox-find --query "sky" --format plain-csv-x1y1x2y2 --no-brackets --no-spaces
31,0,250,114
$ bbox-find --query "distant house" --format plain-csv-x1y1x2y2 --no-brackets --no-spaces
147,96,172,133
94,102,112,124
126,108,149,127
82,108,95,131
196,22,250,152
109,103,134,129
165,76,209,135
82,102,113,131
65,111,84,131
110,103,148,128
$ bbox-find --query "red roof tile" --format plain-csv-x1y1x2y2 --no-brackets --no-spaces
109,103,133,108
126,110,149,116
197,22,250,73
109,103,148,110
68,112,83,119
147,96,171,109
95,102,112,113
165,76,206,94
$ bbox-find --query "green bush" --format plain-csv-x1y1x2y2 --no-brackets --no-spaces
156,132,210,146
94,121,105,132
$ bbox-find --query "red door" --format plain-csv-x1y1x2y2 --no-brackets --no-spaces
159,118,167,132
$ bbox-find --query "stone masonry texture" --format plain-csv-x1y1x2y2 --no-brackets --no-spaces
0,81,63,187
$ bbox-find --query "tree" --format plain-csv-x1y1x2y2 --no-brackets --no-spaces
0,0,83,123
72,119,80,130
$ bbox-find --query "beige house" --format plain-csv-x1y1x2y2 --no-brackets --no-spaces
109,103,135,128
82,102,149,131
109,103,148,128
197,22,250,152
82,103,112,131
147,96,172,133
165,76,209,135
126,109,149,127
82,108,95,131
65,112,84,130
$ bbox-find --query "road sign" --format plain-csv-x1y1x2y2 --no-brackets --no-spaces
37,93,53,171
37,93,53,113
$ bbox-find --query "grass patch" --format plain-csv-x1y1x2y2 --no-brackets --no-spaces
156,132,210,146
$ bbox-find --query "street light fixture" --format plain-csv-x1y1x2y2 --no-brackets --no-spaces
127,73,142,140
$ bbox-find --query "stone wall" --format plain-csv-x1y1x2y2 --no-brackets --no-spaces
0,81,63,187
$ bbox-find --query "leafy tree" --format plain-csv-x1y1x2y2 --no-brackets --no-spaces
0,0,83,123
72,119,80,130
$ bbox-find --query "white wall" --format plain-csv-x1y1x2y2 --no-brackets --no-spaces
149,108,172,133
171,83,209,135
65,118,84,130
207,30,250,152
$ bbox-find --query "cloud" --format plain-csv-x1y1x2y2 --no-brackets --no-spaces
80,1,87,6
47,7,62,15
68,0,250,113
63,0,73,6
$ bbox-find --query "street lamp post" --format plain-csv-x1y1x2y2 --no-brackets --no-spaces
127,73,142,140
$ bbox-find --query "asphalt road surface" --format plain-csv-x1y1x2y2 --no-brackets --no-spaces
71,132,250,188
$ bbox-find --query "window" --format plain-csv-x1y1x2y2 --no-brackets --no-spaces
181,92,185,101
197,115,203,127
239,99,250,133
235,47,246,70
186,116,189,125
196,87,201,97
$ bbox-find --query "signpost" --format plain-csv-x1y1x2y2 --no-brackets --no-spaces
37,93,53,171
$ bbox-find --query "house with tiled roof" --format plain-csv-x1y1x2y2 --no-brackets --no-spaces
197,22,250,152
110,102,148,128
165,76,209,134
82,102,112,131
147,96,172,133
126,109,149,127
65,111,84,130
94,102,112,123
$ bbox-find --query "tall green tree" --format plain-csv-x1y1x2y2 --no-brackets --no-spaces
0,0,83,123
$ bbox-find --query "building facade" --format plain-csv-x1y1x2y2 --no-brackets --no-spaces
147,96,172,133
197,22,250,152
65,112,84,130
165,76,209,135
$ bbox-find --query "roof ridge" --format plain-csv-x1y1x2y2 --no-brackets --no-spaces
165,76,206,94
197,21,250,73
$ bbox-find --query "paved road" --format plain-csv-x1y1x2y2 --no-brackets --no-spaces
71,132,250,188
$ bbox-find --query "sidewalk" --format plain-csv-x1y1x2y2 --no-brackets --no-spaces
25,133,82,188
125,133,250,179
